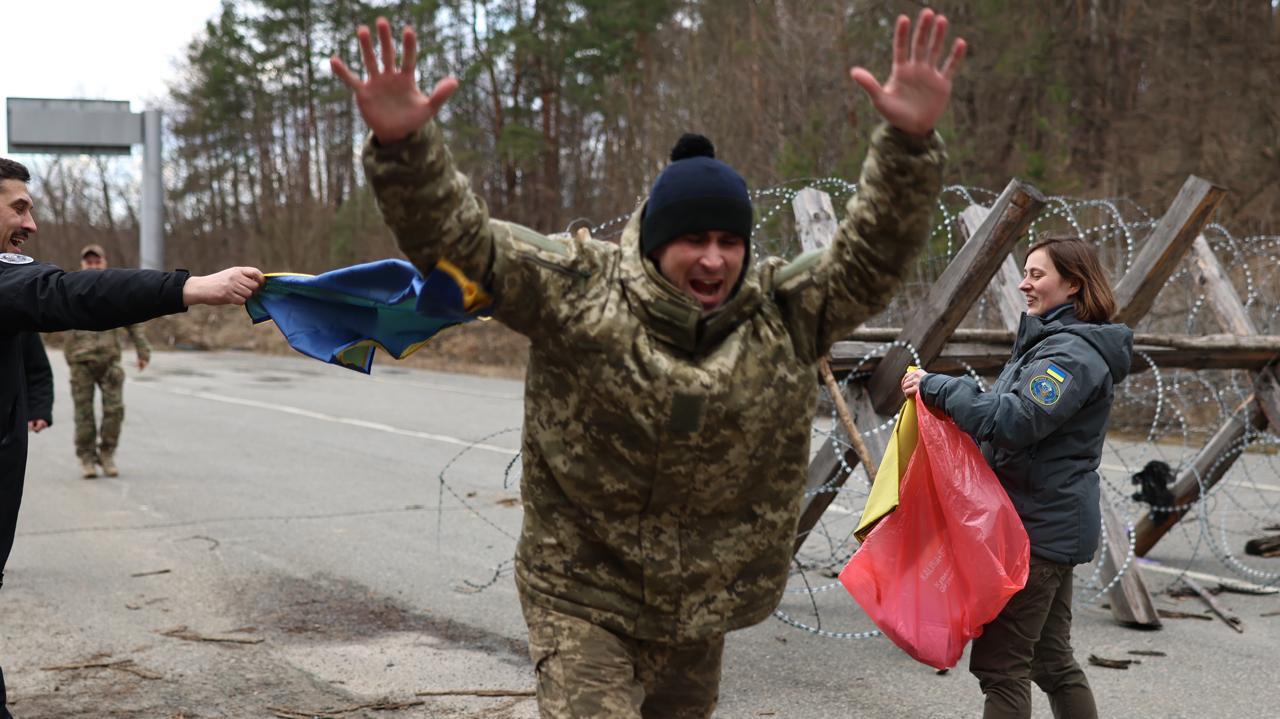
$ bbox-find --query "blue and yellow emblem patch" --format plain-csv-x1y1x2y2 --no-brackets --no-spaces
1029,375,1061,406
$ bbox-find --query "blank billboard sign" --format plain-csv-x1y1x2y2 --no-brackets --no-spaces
6,97,141,155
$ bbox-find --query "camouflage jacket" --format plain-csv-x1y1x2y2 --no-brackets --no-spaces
64,324,151,365
364,121,944,642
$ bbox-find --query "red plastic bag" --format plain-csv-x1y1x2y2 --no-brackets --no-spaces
839,394,1029,670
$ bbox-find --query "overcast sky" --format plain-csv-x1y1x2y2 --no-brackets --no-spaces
3,0,224,158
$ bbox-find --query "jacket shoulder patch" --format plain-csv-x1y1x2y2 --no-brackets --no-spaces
1022,359,1074,413
1028,374,1062,406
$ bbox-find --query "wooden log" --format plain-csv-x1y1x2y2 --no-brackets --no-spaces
794,387,887,555
1133,232,1280,558
1134,397,1268,557
867,179,1047,414
1244,535,1280,558
1097,491,1162,628
845,327,1280,352
1188,235,1257,336
1179,575,1244,633
793,187,839,253
1257,367,1280,431
1112,176,1226,326
829,340,1280,376
819,358,876,483
960,204,1027,330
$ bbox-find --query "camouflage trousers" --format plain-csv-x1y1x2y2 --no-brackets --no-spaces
69,359,126,461
520,595,724,719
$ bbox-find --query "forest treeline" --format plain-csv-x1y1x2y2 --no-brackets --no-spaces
25,0,1280,276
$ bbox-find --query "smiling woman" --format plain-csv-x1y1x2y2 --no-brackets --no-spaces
904,236,1129,717
1020,237,1117,321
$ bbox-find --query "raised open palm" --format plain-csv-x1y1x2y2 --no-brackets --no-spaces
331,17,458,144
851,9,966,138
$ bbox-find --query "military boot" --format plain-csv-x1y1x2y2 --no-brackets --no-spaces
80,457,98,479
99,452,119,478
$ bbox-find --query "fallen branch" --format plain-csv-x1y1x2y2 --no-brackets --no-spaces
42,658,161,680
268,699,426,718
1156,608,1213,621
1127,649,1167,657
1088,654,1139,669
1244,534,1280,558
1217,581,1280,596
1180,576,1244,633
414,689,536,698
818,357,876,482
159,625,265,644
848,327,1280,352
42,659,131,672
116,663,164,680
130,568,172,578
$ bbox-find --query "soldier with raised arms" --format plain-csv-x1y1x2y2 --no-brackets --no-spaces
333,10,964,717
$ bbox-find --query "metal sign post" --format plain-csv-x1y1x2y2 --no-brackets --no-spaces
6,97,164,269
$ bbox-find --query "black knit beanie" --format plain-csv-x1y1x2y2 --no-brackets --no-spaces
640,134,753,257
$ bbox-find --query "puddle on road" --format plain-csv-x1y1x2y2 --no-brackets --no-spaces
230,572,536,716
232,572,528,661
150,367,215,378
251,375,295,384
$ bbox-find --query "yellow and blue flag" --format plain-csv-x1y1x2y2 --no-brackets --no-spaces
246,258,491,373
854,366,921,542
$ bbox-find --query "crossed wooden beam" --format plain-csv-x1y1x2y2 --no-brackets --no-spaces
792,174,1256,628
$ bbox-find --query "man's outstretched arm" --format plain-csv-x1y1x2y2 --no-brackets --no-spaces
776,9,964,359
1,262,264,334
332,19,494,283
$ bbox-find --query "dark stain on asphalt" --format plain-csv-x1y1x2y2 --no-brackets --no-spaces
230,572,529,664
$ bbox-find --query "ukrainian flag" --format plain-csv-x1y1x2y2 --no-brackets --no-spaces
1046,363,1067,382
854,366,921,542
246,258,492,373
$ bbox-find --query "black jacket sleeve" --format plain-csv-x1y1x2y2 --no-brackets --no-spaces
22,333,53,426
0,260,189,333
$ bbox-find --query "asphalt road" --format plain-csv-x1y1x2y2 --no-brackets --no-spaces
3,348,1278,718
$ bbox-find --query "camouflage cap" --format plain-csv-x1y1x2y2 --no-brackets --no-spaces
80,243,106,259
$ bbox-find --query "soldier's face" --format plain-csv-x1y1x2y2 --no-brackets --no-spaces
1019,248,1078,316
0,179,38,255
81,254,107,270
653,230,746,312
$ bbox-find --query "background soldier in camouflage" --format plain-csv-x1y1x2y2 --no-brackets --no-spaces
334,10,964,718
64,245,151,479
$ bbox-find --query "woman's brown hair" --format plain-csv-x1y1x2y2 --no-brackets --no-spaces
1026,237,1116,322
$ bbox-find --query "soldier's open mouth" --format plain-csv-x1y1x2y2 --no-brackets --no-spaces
689,279,721,297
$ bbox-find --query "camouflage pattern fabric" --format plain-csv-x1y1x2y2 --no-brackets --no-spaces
69,359,125,461
64,324,150,365
65,326,146,461
364,121,944,644
521,594,723,719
